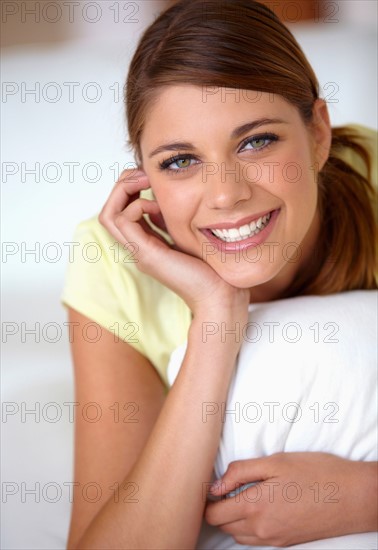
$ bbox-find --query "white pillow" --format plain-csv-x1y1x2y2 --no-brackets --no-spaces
168,290,378,550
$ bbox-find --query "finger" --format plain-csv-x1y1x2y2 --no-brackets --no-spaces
113,168,149,200
205,498,247,526
114,198,163,249
117,167,146,187
99,170,150,227
229,535,262,546
210,458,272,496
99,180,151,245
115,199,211,296
218,518,252,537
107,173,150,216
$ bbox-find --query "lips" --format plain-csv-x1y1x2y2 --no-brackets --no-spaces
203,209,275,231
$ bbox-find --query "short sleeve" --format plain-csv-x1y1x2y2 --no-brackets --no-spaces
60,215,191,386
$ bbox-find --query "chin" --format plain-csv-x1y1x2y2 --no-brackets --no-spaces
211,262,283,290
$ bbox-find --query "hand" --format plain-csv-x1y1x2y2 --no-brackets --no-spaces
99,168,249,316
205,452,378,547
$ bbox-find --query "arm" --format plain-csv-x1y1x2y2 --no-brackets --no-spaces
66,307,166,548
76,307,245,549
68,169,250,548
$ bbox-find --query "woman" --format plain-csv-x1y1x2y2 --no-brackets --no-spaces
61,1,377,548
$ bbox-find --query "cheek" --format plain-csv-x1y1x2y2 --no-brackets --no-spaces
275,145,318,209
149,182,199,242
280,159,319,249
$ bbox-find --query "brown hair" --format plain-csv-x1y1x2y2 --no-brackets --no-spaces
126,0,377,296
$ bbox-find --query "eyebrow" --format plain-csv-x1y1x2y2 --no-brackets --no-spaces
148,117,287,158
231,117,287,139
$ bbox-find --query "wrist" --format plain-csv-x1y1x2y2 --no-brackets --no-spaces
189,314,246,353
192,289,250,320
339,459,378,534
351,461,378,532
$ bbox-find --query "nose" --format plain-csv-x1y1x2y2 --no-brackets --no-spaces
202,161,253,209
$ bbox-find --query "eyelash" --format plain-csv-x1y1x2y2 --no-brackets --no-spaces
158,132,279,173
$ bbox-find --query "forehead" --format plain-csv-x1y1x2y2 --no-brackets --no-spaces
141,84,300,148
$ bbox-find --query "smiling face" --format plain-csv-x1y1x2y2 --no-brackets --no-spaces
139,85,331,300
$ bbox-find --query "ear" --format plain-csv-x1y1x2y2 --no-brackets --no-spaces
311,99,332,171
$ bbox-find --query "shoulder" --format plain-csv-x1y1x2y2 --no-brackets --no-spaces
62,215,192,386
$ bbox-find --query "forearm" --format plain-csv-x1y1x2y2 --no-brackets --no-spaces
348,460,378,533
77,312,244,549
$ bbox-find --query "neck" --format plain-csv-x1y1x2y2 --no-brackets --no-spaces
249,209,321,304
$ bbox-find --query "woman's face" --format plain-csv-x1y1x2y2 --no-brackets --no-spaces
140,85,331,296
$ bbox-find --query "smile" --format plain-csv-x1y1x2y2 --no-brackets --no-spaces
210,213,272,242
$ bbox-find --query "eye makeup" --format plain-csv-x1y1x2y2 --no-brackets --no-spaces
237,132,278,153
158,132,279,174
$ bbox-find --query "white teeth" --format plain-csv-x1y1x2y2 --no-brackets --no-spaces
239,224,251,237
210,212,272,242
228,228,240,239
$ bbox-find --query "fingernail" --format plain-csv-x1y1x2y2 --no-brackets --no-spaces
210,479,222,492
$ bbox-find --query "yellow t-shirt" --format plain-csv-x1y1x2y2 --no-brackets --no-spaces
60,219,192,387
61,124,377,387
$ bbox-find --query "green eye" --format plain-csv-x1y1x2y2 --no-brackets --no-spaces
250,138,267,148
175,158,192,168
160,155,198,172
240,133,278,153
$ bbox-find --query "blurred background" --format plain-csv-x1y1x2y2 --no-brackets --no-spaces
1,1,377,548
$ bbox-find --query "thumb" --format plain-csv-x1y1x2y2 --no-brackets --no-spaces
209,457,272,496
